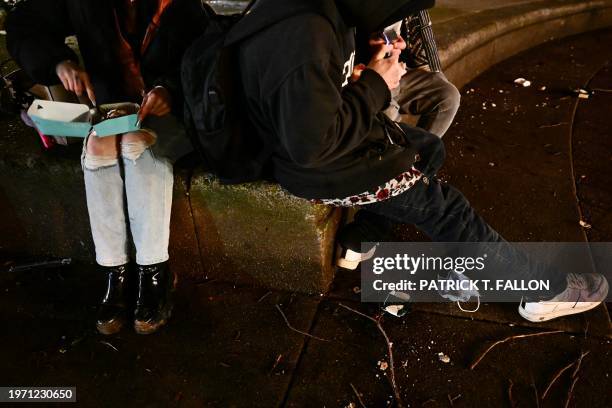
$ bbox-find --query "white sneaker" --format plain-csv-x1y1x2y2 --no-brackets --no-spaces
337,245,377,270
518,273,608,322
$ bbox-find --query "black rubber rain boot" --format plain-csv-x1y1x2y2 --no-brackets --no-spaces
96,264,131,335
134,262,177,335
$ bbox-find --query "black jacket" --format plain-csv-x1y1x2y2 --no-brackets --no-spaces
6,0,209,111
233,0,440,199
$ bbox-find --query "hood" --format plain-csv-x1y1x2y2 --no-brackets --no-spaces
226,0,434,45
335,0,435,33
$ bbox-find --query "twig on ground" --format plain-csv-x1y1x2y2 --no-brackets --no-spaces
571,351,589,378
269,354,283,375
542,351,589,401
99,341,118,352
539,122,568,128
564,376,580,408
470,330,564,370
257,291,272,303
508,379,516,408
542,361,576,400
275,304,330,342
339,303,403,408
447,393,461,407
350,383,367,408
530,373,540,408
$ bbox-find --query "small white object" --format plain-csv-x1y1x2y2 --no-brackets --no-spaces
438,353,451,363
579,220,592,229
514,78,531,87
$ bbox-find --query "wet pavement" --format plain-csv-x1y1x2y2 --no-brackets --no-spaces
1,29,612,408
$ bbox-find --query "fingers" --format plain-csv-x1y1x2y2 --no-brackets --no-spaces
369,37,386,47
72,74,83,96
388,48,402,62
137,98,152,123
139,88,172,122
394,36,407,51
81,73,96,105
351,63,366,82
371,43,394,61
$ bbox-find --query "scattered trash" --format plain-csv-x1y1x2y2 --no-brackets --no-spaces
488,162,495,167
438,352,451,363
514,78,531,87
378,360,389,371
540,86,547,91
573,88,592,99
491,103,497,107
579,220,592,229
352,286,361,294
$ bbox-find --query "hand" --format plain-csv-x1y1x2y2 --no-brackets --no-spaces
351,63,367,82
56,60,96,105
369,33,407,52
367,44,407,90
137,86,172,123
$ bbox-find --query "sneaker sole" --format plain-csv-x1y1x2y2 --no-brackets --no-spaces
337,246,377,270
518,301,603,322
518,277,608,322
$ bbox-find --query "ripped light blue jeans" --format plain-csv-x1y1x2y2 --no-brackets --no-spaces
81,115,191,267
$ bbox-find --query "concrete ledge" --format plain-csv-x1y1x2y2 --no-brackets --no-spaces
436,0,612,87
188,173,341,293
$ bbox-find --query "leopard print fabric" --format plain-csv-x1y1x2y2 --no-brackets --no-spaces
312,167,423,207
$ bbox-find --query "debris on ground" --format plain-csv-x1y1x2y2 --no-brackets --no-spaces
353,286,361,294
438,352,451,363
514,78,532,87
378,360,389,371
579,220,592,229
573,88,592,99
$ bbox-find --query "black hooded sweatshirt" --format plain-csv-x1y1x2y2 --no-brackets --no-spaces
6,0,209,111
232,0,440,199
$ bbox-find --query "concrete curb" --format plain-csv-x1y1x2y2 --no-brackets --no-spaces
438,0,612,87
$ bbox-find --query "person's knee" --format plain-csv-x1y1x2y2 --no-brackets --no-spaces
84,135,120,170
439,82,461,113
121,130,156,161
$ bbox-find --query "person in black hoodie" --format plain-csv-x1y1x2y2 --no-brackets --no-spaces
235,0,608,322
7,0,209,335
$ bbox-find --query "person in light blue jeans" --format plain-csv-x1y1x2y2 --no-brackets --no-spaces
81,113,192,336
7,0,209,336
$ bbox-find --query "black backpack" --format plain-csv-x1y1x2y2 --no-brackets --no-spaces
181,1,267,184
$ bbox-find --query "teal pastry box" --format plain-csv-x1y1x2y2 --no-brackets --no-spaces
27,99,140,138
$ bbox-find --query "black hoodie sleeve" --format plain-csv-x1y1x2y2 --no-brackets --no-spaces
269,60,391,168
6,0,77,85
